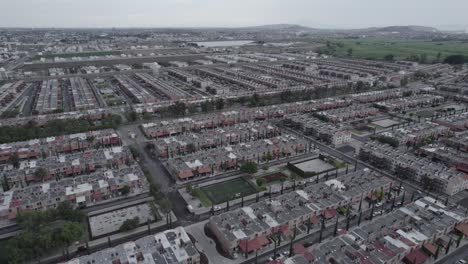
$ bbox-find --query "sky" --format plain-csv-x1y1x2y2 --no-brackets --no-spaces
0,0,467,29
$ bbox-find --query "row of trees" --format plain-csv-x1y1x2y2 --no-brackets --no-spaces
0,114,122,144
141,166,172,214
6,202,85,264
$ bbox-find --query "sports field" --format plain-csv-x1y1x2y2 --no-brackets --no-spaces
201,177,257,204
329,38,468,62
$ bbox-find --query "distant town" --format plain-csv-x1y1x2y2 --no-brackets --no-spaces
0,24,468,264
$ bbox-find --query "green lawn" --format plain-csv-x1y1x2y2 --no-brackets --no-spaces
328,38,468,62
192,187,212,207
201,178,257,205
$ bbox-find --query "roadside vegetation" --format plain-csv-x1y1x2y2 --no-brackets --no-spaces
6,202,86,264
0,114,122,144
35,51,121,60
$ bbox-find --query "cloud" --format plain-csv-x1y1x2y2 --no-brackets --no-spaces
0,0,466,28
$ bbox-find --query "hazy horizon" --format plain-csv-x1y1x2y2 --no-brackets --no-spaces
1,0,467,30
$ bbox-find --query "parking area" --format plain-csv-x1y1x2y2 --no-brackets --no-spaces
89,203,155,238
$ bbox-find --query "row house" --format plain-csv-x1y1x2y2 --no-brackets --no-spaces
140,97,355,139
316,105,380,123
382,121,451,146
434,112,468,131
284,114,352,146
309,197,467,264
208,170,392,256
374,95,444,112
0,165,148,220
0,81,27,107
420,144,468,172
0,146,134,186
350,89,405,104
154,122,281,158
359,142,468,195
166,135,309,181
443,131,468,152
0,129,120,164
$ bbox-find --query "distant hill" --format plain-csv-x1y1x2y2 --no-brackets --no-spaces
370,25,439,33
225,24,440,34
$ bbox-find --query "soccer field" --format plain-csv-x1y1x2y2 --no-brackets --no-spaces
201,177,257,204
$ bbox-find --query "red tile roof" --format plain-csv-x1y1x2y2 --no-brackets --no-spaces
323,208,337,219
239,236,270,253
293,243,315,262
455,223,468,236
403,249,428,264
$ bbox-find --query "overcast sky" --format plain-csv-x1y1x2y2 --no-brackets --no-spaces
1,0,467,29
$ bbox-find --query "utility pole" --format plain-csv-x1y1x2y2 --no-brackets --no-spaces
319,217,325,243
333,215,339,237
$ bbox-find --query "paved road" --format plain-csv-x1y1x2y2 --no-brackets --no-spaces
435,242,468,264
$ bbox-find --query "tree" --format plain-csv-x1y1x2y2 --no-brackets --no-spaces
402,90,413,97
168,101,187,116
436,52,442,62
127,111,138,122
59,222,85,246
347,48,353,57
56,201,84,222
215,98,225,110
159,197,172,214
119,217,140,232
400,77,409,87
444,54,466,65
186,143,196,153
2,174,10,191
256,178,267,187
142,112,152,120
383,54,395,62
371,135,399,148
34,167,48,182
121,185,131,196
201,100,214,112
8,153,20,169
240,161,258,174
7,203,85,263
249,93,260,107
419,53,427,64
129,146,140,159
